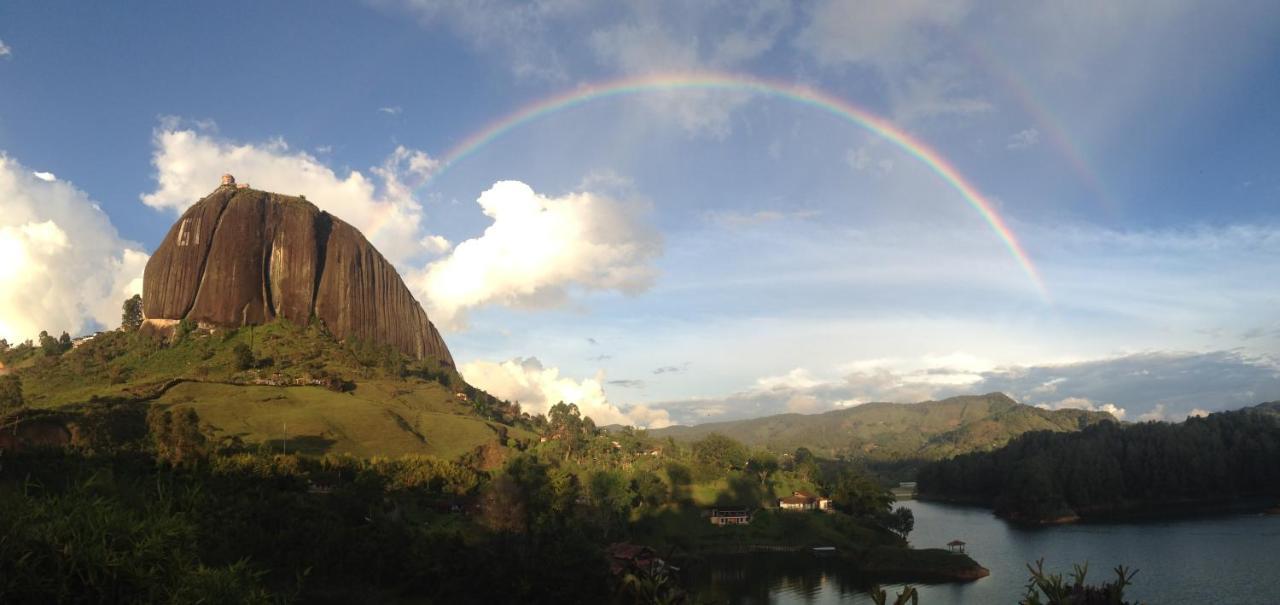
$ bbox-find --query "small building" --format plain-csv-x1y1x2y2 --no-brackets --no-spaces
709,506,752,526
779,490,831,511
948,540,966,554
221,173,236,187
779,494,816,511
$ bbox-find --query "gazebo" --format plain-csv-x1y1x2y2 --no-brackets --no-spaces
947,540,967,553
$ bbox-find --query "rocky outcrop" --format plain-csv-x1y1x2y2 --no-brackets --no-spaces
143,186,453,364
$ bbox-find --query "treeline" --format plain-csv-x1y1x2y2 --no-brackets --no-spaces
917,408,1280,520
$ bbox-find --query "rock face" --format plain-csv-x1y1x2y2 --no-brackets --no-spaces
143,186,453,365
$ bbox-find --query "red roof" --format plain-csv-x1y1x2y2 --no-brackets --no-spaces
780,495,814,505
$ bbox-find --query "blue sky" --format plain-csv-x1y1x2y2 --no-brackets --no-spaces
2,1,1278,426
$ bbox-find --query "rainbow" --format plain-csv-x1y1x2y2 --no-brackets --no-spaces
965,40,1114,212
413,72,1049,300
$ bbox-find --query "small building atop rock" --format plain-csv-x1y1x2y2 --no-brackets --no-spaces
221,173,236,187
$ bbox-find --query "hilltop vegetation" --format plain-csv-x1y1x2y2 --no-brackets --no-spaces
918,405,1280,522
651,393,1113,476
0,318,532,460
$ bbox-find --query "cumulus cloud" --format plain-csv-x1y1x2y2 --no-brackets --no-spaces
142,126,434,264
1035,397,1126,420
414,180,661,328
1007,128,1041,149
460,357,671,428
32,171,56,182
0,154,148,343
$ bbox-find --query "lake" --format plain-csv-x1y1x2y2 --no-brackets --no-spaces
688,500,1280,603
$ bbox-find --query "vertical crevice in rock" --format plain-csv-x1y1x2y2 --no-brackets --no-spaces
184,190,235,319
312,211,333,322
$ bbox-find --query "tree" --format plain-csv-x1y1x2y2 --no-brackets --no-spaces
147,406,208,466
0,338,9,353
38,331,59,356
884,506,915,541
692,433,748,469
746,450,780,485
57,331,72,352
0,375,23,413
232,343,255,371
830,468,893,517
121,294,143,332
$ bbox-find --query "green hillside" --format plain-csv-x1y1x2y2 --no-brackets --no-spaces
651,393,1114,462
0,321,532,460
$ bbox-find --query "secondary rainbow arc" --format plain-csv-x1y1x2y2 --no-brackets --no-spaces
411,72,1049,301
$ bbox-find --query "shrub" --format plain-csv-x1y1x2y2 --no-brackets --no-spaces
232,344,254,371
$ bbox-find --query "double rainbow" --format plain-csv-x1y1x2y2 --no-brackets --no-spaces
414,72,1048,300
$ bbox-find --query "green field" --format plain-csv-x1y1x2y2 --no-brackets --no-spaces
2,322,533,461
157,381,534,459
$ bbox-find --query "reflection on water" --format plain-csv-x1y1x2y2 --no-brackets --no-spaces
688,501,1280,604
688,553,880,605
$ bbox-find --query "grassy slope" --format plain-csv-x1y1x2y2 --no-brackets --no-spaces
5,323,532,460
158,381,534,459
651,393,1114,460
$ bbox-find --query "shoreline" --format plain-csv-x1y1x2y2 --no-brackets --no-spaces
917,493,1280,525
678,545,989,583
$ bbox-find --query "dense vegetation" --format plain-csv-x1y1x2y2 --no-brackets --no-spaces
652,393,1113,480
0,398,924,603
0,318,535,460
918,406,1280,521
0,312,952,602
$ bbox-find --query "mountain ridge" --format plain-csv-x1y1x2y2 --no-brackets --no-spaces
650,392,1115,462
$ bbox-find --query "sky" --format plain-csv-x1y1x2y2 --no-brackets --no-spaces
2,1,1279,427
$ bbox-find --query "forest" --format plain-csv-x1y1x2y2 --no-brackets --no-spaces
917,406,1280,521
1,394,917,604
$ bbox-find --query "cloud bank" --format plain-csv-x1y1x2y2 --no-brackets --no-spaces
651,351,1280,426
460,357,671,428
0,154,147,343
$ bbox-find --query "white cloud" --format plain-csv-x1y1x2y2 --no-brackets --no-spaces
460,357,671,428
378,106,403,116
1138,404,1169,422
705,209,820,228
846,146,895,175
1007,128,1041,150
32,171,56,182
370,0,584,80
0,39,10,58
1187,408,1210,418
414,180,661,328
797,0,970,69
1036,396,1126,420
0,153,147,343
142,126,434,265
420,234,452,255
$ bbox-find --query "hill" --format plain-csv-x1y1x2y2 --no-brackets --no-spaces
650,393,1114,463
917,405,1280,521
0,321,533,461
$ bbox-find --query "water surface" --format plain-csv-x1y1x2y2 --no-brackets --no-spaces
687,500,1280,603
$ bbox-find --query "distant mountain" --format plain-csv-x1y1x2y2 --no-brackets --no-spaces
1251,401,1280,416
650,393,1115,461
